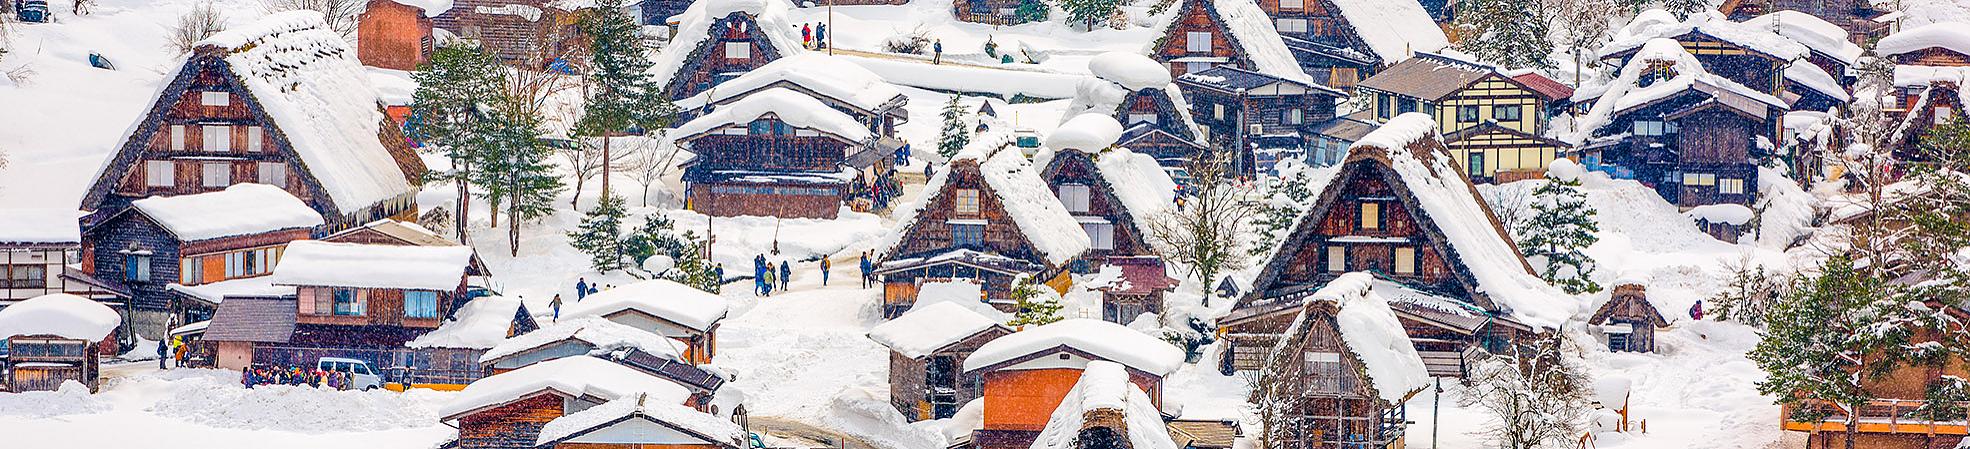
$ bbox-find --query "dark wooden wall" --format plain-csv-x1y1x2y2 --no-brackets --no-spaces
457,393,564,449
1154,0,1243,78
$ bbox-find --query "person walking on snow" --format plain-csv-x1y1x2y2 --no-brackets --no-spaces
859,251,873,288
933,39,943,65
779,262,791,291
575,277,589,301
156,337,168,369
762,266,776,296
714,264,725,284
820,258,832,286
550,294,563,321
802,24,812,49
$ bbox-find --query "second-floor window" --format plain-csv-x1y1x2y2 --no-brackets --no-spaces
1633,120,1677,136
1082,222,1115,250
170,125,187,152
1326,245,1346,272
952,222,985,246
1494,105,1523,122
1276,18,1306,34
1058,184,1091,213
146,160,176,187
1359,203,1381,230
126,254,152,283
1185,32,1212,53
247,127,264,152
1682,172,1716,188
181,257,204,285
954,189,981,215
258,162,287,187
1285,109,1304,125
1457,105,1480,123
1303,351,1354,393
405,291,440,319
1719,178,1746,195
725,42,751,60
200,91,229,107
1279,0,1302,10
203,162,231,188
1395,247,1417,275
203,125,230,152
331,288,364,316
1,264,47,289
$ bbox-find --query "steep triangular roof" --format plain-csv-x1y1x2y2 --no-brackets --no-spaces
1038,146,1177,256
1146,0,1313,84
876,136,1092,267
1320,0,1449,63
1245,113,1573,329
1263,273,1429,404
650,0,804,98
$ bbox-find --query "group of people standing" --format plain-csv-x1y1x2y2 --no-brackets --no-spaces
800,23,828,50
850,169,903,211
754,254,792,296
240,365,358,390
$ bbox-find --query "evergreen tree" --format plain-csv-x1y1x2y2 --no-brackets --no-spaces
1708,259,1784,326
1658,0,1709,18
664,235,722,293
1014,0,1049,23
470,95,566,256
568,194,631,272
1518,175,1600,294
1249,160,1320,256
625,213,690,265
1058,0,1117,30
1453,0,1555,70
410,45,505,243
576,0,677,201
1007,277,1063,327
937,95,971,159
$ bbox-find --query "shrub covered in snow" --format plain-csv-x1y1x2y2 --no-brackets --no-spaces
883,26,932,55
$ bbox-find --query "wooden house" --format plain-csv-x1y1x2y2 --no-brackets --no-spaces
531,392,748,449
1570,38,1787,208
1719,0,1887,39
868,301,1014,421
202,295,299,370
962,319,1184,449
1304,112,1379,167
1877,24,1970,159
1175,66,1345,175
1222,113,1565,378
428,0,582,64
1037,128,1177,261
1091,256,1178,324
0,294,122,392
1066,53,1208,166
1255,0,1449,90
1740,11,1862,108
874,144,1091,318
1147,0,1315,82
559,279,729,365
951,0,1030,25
673,88,895,219
1249,272,1428,449
1597,12,1805,100
650,0,803,100
1027,360,1184,449
83,184,324,340
675,53,910,139
321,218,491,276
1167,420,1240,449
440,356,744,449
0,210,127,310
1356,53,1568,184
356,0,445,71
402,295,538,387
230,240,475,369
1588,281,1669,353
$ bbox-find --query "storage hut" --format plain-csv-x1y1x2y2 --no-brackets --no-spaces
402,295,538,387
869,301,1014,421
559,279,730,364
356,0,449,71
1027,361,1182,449
202,295,297,370
0,209,112,306
0,294,122,392
440,356,740,449
1089,256,1179,324
1588,280,1670,353
1251,272,1429,449
963,319,1184,449
1062,53,1208,165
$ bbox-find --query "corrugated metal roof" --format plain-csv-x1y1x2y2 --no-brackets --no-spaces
204,297,296,343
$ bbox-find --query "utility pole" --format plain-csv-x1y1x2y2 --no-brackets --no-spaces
827,0,835,56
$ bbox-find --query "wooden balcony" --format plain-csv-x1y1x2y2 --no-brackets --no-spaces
1782,399,1970,435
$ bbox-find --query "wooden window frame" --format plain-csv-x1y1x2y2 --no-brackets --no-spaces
1359,202,1381,230
954,189,981,216
1394,247,1417,275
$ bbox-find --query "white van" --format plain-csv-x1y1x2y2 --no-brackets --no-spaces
317,357,382,391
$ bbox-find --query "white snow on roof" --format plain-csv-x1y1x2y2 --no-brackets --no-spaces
1351,114,1575,329
1686,204,1754,225
963,318,1183,376
1147,0,1313,84
1592,376,1633,408
1895,64,1970,88
1094,147,1178,242
167,275,293,305
1785,62,1850,103
1602,10,1808,61
875,127,1016,262
674,53,903,114
478,316,684,363
408,296,528,349
0,209,80,244
1741,11,1862,64
1569,38,1785,145
649,0,803,90
1029,360,1178,449
1288,273,1428,404
1088,53,1172,91
272,240,473,290
131,184,325,241
185,11,414,213
385,0,454,16
535,392,745,446
1045,114,1124,152
869,301,1007,359
1877,22,1970,58
561,279,730,332
979,148,1094,266
439,356,692,420
1326,0,1450,63
908,281,1011,321
672,88,873,143
0,294,121,340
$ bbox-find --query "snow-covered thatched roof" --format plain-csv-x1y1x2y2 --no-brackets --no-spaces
272,240,474,290
0,294,121,340
1060,54,1205,142
868,301,1009,360
674,53,904,115
440,356,692,421
560,279,730,332
407,296,530,350
1146,0,1314,84
1271,273,1429,404
648,0,804,89
1046,114,1124,152
1028,361,1178,449
1740,11,1863,65
1325,0,1449,63
130,184,324,241
1877,22,1970,58
963,319,1183,376
876,138,1092,267
672,88,873,142
1600,10,1808,61
1569,38,1787,144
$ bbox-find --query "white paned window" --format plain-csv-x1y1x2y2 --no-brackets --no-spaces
1719,178,1745,195
202,162,230,187
1395,247,1417,275
170,125,186,152
1326,245,1346,272
1186,32,1213,52
1082,222,1115,250
146,160,175,187
1127,113,1158,125
725,42,751,59
203,125,230,152
258,162,287,187
1276,18,1307,34
1213,103,1226,120
201,91,230,106
1186,61,1215,73
1059,184,1091,213
248,127,264,152
1279,0,1302,9
1288,109,1304,124
955,189,981,215
1938,107,1956,125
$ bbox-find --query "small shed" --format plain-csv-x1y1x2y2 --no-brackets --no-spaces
1588,281,1669,353
201,295,298,370
868,301,1013,421
1028,361,1180,449
963,319,1184,449
1090,256,1178,324
0,294,123,392
1687,204,1753,243
402,295,538,387
559,279,730,364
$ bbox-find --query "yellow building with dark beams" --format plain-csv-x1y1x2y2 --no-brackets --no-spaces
1355,53,1572,184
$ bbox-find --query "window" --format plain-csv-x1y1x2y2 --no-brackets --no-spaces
203,162,231,188
203,125,230,152
1185,32,1213,52
1127,113,1158,125
1398,99,1418,114
1082,222,1115,250
1286,109,1304,125
1632,120,1677,136
1059,184,1091,213
1185,61,1215,73
1,265,46,289
725,42,751,59
1302,351,1354,393
1719,178,1745,195
201,91,229,107
247,127,263,152
1279,0,1302,9
1275,18,1307,33
1213,103,1226,120
1332,68,1358,89
952,223,985,246
1494,105,1523,122
126,255,152,283
954,189,981,215
331,288,363,316
258,162,287,187
1938,107,1956,125
1394,247,1417,275
1326,245,1346,272
1457,105,1480,122
1682,172,1716,186
146,160,176,187
1359,203,1381,229
1377,95,1392,119
170,125,186,152
405,291,440,318
180,257,202,284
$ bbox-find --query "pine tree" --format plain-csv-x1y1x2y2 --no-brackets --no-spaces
1250,161,1320,256
1518,175,1600,294
664,235,722,293
625,213,690,265
937,95,971,159
577,0,678,201
1058,0,1118,30
1453,0,1555,70
1007,277,1063,326
470,94,566,256
1014,0,1049,23
1658,0,1709,18
410,45,505,244
568,194,631,272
